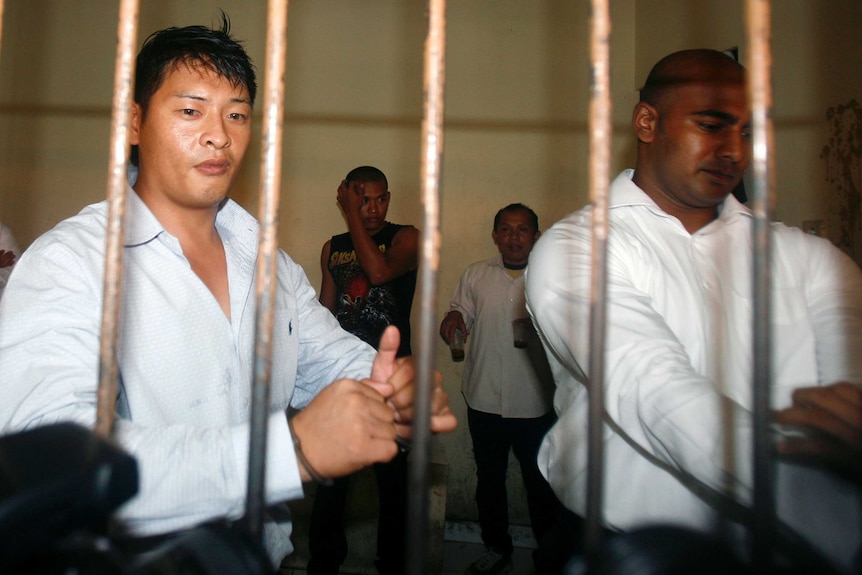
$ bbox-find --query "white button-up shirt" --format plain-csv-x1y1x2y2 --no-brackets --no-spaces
448,255,554,418
526,170,862,571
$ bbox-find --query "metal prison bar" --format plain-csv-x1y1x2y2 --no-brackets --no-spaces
0,1,4,72
407,2,448,573
745,1,778,570
81,0,780,573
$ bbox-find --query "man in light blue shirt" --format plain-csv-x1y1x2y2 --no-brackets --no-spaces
0,16,456,566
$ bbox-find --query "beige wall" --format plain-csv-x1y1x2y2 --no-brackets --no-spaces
0,0,859,528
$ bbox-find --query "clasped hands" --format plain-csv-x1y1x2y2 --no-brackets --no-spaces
289,326,457,483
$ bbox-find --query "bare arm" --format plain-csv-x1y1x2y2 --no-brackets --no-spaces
319,239,337,312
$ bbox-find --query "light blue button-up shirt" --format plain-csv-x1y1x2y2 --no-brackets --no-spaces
0,189,376,561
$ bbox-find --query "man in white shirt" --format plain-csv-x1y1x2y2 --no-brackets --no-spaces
440,204,562,575
526,49,862,572
0,16,456,567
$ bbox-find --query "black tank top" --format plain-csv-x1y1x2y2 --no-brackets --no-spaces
328,222,417,357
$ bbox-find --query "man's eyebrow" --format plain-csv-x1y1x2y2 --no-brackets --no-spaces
171,93,205,105
172,93,251,106
691,109,740,123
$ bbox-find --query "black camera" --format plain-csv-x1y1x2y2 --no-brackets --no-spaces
0,422,273,575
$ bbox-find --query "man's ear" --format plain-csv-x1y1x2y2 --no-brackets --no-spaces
632,102,658,144
130,102,142,145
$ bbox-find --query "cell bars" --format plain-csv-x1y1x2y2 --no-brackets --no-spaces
88,0,777,573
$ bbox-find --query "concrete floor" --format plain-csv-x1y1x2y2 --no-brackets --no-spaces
280,538,536,575
278,467,537,575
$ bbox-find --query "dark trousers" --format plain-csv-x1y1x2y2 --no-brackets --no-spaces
467,407,563,554
307,449,409,575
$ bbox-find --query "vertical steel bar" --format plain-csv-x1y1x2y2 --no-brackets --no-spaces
95,0,139,438
245,0,290,542
584,0,612,559
406,1,447,573
745,0,776,569
0,0,5,64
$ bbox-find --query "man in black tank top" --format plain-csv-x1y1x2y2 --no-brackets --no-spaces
308,166,419,575
325,222,416,358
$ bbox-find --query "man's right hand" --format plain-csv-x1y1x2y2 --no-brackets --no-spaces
0,250,16,268
439,310,466,345
288,378,398,482
336,179,364,218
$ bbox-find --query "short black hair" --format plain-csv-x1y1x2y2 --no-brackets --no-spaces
345,166,388,190
130,13,256,166
135,12,257,114
493,203,538,233
638,49,743,109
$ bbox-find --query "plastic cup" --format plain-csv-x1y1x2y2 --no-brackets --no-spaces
450,329,465,362
512,318,531,348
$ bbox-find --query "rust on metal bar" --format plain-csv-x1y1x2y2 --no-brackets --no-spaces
0,0,5,63
745,0,777,569
95,0,139,438
245,0,291,541
406,1,447,573
585,0,612,559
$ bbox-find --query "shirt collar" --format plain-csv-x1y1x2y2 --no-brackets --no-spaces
489,254,531,275
123,188,259,252
611,169,752,229
124,188,166,247
489,254,511,270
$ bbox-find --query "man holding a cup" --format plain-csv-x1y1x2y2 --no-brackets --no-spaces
439,203,561,575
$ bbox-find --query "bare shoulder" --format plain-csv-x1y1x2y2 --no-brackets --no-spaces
392,224,420,243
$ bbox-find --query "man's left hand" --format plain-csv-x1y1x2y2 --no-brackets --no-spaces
364,325,458,439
